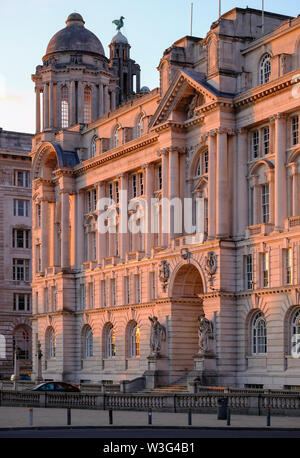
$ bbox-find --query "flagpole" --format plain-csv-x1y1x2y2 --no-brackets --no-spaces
190,2,193,36
219,0,221,18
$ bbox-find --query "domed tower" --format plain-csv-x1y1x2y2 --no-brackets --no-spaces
32,13,118,133
109,31,141,105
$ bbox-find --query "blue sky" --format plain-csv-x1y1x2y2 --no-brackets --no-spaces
0,0,298,133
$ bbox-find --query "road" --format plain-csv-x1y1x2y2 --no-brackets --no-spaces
0,427,300,438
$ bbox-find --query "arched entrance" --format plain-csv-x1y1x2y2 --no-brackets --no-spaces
168,263,204,383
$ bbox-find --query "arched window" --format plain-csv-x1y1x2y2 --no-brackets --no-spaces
252,311,267,355
46,327,56,359
291,308,300,357
195,149,209,177
112,126,121,149
136,115,144,138
130,323,140,357
106,324,116,358
84,86,92,124
13,326,30,360
84,326,93,358
260,53,271,85
61,85,69,128
90,137,97,158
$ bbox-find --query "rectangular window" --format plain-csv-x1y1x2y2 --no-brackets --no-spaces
109,182,113,201
263,126,270,156
12,229,30,249
101,280,107,307
262,184,269,223
13,200,29,217
36,203,41,227
44,288,48,312
91,232,96,261
139,172,144,196
36,245,41,273
115,181,119,204
13,258,30,282
285,248,293,285
52,287,57,311
111,279,116,306
158,165,162,190
87,189,97,212
245,254,253,290
135,274,141,303
125,276,130,305
262,252,269,288
249,187,254,226
292,116,299,146
13,294,31,312
132,174,137,198
252,130,259,159
150,272,156,300
89,283,94,309
204,150,209,174
80,284,86,310
15,170,30,188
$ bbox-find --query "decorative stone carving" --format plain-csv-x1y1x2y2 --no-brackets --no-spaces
186,93,203,119
197,312,214,355
149,316,166,357
180,247,191,261
204,251,217,286
159,260,170,291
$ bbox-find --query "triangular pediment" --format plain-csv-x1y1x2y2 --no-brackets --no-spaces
150,70,220,128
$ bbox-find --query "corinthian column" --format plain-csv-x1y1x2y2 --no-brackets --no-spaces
35,87,41,133
273,113,287,231
61,192,70,269
236,129,248,238
208,131,216,239
216,129,229,238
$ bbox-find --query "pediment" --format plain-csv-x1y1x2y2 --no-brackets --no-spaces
150,70,220,128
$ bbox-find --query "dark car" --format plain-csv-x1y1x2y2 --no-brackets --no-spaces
32,382,80,392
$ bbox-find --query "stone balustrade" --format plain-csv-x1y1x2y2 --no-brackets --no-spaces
1,389,300,415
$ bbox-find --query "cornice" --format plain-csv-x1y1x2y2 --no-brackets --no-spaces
74,134,159,176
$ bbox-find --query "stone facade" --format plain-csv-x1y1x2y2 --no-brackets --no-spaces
31,8,300,389
0,129,33,379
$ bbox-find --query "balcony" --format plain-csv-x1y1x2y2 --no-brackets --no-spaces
246,223,274,238
103,256,120,267
125,251,145,263
82,261,97,271
286,216,300,231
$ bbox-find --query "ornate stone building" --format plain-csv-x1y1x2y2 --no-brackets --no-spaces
0,129,33,379
31,8,300,389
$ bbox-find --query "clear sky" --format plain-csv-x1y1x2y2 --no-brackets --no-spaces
0,0,298,134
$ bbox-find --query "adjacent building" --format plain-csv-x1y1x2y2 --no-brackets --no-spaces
31,8,300,389
0,129,32,379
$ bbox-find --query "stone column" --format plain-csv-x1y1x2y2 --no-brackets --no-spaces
49,82,55,128
119,175,128,262
144,163,154,257
43,83,49,130
208,131,216,239
104,85,109,114
70,80,76,126
161,150,169,248
111,90,116,111
70,193,76,267
76,191,85,267
35,87,41,133
61,192,70,269
99,84,104,117
41,200,48,272
169,148,179,239
273,113,287,231
98,182,107,265
49,202,55,266
236,129,248,237
290,163,298,217
267,169,275,224
78,81,84,124
91,84,97,122
216,130,229,238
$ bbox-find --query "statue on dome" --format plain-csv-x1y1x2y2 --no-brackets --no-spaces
112,16,125,31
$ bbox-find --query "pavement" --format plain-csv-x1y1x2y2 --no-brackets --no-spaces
1,407,300,430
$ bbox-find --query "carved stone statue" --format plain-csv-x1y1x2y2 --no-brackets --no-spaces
198,312,214,355
187,93,203,119
159,260,170,291
149,316,166,357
